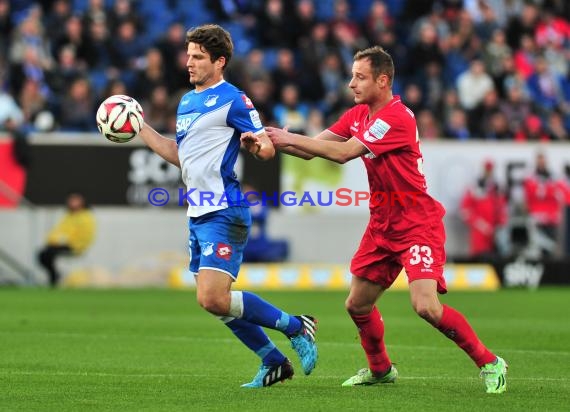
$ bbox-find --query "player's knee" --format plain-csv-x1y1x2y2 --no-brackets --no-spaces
412,301,440,325
345,297,373,315
197,294,230,316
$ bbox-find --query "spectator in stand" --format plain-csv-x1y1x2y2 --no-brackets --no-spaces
443,32,471,86
155,22,186,77
299,22,333,76
132,48,166,101
515,114,549,142
546,109,569,141
484,111,512,140
513,34,538,80
408,22,445,80
474,1,501,42
457,59,495,112
471,88,501,137
111,19,146,71
81,0,107,28
418,61,445,115
460,159,508,259
44,0,72,46
9,44,52,100
523,152,566,257
141,85,171,134
47,44,84,96
86,17,114,70
505,2,539,50
239,48,271,91
9,9,52,68
409,3,450,50
499,87,531,133
108,0,143,34
273,83,310,134
402,83,425,114
483,29,512,81
0,0,12,60
526,55,569,118
416,109,442,140
329,0,363,41
256,0,296,48
364,0,394,45
534,8,570,50
244,77,275,125
452,9,482,63
444,107,471,140
58,77,95,131
18,78,47,127
52,14,92,69
441,88,462,127
497,54,530,99
270,48,320,103
319,51,347,114
291,0,318,44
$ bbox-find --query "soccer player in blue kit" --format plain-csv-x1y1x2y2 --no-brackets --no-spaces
138,24,317,387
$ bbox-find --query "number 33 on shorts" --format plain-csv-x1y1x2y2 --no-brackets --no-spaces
408,245,434,267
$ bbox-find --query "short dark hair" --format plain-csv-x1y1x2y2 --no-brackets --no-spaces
354,46,394,86
185,24,233,70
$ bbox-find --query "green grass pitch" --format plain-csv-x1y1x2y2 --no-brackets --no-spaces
1,288,569,411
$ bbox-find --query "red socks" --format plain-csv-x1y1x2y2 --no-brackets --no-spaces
350,306,392,375
436,304,496,367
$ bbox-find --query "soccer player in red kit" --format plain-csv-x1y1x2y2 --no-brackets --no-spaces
261,46,508,393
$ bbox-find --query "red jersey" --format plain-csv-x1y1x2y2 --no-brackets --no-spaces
523,175,564,225
328,96,445,241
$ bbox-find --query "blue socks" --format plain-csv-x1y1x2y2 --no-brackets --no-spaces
239,291,302,336
222,317,286,366
219,291,304,366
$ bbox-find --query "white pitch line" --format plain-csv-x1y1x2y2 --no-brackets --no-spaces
1,330,569,357
1,370,569,382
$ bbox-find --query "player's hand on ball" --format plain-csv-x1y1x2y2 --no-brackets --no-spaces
96,95,144,143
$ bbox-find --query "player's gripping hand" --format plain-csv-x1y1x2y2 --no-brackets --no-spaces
240,131,262,155
265,126,291,148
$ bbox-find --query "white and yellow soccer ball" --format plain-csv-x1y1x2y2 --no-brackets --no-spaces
96,95,144,143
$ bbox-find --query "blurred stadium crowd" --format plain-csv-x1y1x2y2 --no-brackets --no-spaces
0,0,569,139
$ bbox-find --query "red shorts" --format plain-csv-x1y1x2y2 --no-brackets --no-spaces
350,220,447,293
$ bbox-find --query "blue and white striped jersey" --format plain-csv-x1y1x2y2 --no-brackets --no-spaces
176,80,264,217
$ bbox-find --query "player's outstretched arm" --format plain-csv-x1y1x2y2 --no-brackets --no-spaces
266,128,345,160
240,131,275,161
138,124,180,168
267,127,360,163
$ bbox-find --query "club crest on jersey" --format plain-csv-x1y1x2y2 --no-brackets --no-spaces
365,119,391,142
216,243,233,260
241,94,254,109
204,95,219,107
